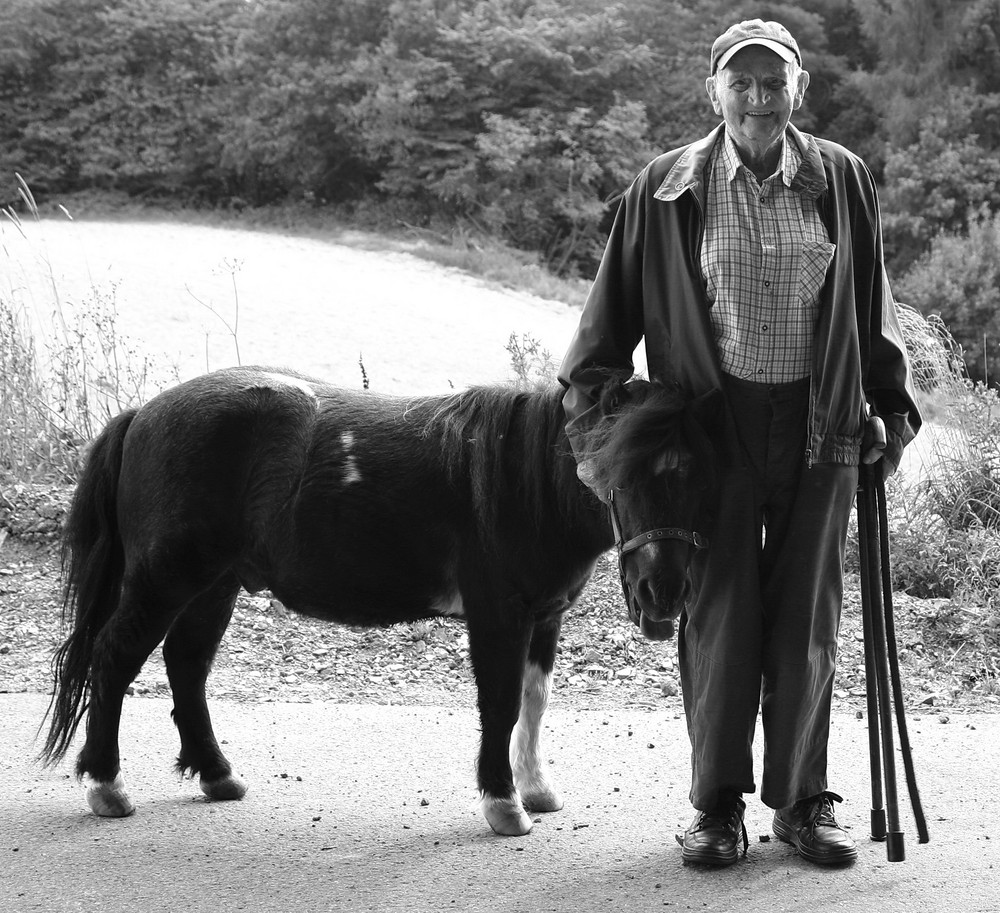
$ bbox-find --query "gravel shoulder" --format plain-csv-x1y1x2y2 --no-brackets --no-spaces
2,485,998,721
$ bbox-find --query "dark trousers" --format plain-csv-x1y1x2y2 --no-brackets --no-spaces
678,375,858,811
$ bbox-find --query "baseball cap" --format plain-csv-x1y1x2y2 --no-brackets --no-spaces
710,19,801,74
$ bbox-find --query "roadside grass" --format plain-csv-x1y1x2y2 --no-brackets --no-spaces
0,178,177,484
849,306,1000,669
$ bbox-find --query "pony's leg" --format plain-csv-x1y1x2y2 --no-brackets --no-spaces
162,574,246,802
467,605,533,836
510,616,564,814
77,573,184,817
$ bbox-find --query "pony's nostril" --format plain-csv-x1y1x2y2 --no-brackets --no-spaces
633,574,685,621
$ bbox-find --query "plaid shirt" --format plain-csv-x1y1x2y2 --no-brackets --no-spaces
701,131,835,383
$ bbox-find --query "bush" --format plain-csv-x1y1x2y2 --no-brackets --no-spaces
879,307,1000,626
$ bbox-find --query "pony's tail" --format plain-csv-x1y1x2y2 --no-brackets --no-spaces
40,408,138,766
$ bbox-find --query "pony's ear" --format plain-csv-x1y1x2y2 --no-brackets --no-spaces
598,375,629,414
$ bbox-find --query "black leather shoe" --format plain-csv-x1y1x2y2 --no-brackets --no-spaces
678,793,748,866
773,791,858,865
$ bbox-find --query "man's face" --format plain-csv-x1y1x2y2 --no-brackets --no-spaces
706,45,808,166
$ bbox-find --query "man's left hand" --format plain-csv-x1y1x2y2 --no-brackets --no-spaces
861,415,887,465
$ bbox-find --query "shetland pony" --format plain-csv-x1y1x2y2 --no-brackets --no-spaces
42,366,715,835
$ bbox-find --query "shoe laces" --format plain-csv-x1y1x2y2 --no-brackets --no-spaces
694,797,749,853
797,790,844,829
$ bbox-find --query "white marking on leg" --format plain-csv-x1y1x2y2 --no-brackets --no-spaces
480,792,532,836
261,372,317,398
510,662,563,813
340,431,362,484
85,772,136,817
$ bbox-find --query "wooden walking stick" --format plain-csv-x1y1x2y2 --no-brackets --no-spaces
857,462,930,862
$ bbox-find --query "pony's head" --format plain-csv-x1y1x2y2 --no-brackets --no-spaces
582,378,720,640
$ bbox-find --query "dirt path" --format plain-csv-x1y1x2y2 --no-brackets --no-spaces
5,217,587,394
4,694,998,913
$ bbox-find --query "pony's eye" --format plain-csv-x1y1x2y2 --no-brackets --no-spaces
652,450,695,477
652,451,679,475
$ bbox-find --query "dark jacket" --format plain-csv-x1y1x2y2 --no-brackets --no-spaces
559,123,921,472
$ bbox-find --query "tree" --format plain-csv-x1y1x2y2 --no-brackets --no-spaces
850,0,1000,269
345,0,657,272
0,0,245,200
895,209,1000,385
0,0,109,194
881,91,1000,271
217,0,395,205
472,100,653,274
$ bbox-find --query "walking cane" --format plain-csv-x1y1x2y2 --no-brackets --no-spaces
857,461,930,862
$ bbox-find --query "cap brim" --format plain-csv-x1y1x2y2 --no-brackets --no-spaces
715,38,798,73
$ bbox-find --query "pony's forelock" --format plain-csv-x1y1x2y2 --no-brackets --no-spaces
580,382,692,492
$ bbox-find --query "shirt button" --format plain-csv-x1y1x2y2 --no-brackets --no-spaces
764,280,771,287
761,324,769,332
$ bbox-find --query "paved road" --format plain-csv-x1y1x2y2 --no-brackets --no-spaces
2,694,997,913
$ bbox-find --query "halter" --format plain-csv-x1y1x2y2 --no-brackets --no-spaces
606,487,708,625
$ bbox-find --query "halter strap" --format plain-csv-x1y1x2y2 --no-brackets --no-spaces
619,527,708,554
607,488,709,555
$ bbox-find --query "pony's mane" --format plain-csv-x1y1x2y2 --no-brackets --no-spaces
419,384,576,539
578,381,692,491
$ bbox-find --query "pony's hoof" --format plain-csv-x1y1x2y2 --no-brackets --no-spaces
86,774,136,817
519,781,564,813
482,794,532,836
200,773,248,801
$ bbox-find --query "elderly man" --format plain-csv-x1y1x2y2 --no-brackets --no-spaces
559,20,921,866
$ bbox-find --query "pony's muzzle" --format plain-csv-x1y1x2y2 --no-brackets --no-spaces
639,612,676,641
630,570,691,621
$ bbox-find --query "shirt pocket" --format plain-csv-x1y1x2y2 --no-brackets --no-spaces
799,240,836,304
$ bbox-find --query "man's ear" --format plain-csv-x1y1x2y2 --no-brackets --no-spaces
793,68,810,110
706,75,721,115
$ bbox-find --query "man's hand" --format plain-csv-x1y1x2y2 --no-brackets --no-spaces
577,459,598,490
862,415,887,465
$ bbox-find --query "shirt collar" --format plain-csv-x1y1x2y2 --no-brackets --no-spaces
721,130,801,187
653,124,826,204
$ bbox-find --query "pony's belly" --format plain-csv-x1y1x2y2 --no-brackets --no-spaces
430,590,465,618
262,582,460,628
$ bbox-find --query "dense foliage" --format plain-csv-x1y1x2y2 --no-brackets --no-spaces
3,0,1000,379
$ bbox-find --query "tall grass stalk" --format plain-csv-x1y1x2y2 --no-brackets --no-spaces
880,304,1000,628
1,180,175,483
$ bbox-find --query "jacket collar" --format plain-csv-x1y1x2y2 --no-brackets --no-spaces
653,123,828,204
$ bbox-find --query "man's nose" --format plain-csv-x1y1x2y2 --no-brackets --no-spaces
748,81,768,105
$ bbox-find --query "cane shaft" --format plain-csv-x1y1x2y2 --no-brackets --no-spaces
876,475,931,845
860,465,904,859
857,483,885,840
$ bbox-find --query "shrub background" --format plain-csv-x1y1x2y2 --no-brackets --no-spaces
3,0,1000,385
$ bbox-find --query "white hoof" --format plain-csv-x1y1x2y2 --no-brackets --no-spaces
482,793,532,836
199,773,248,801
518,779,564,813
86,773,136,817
